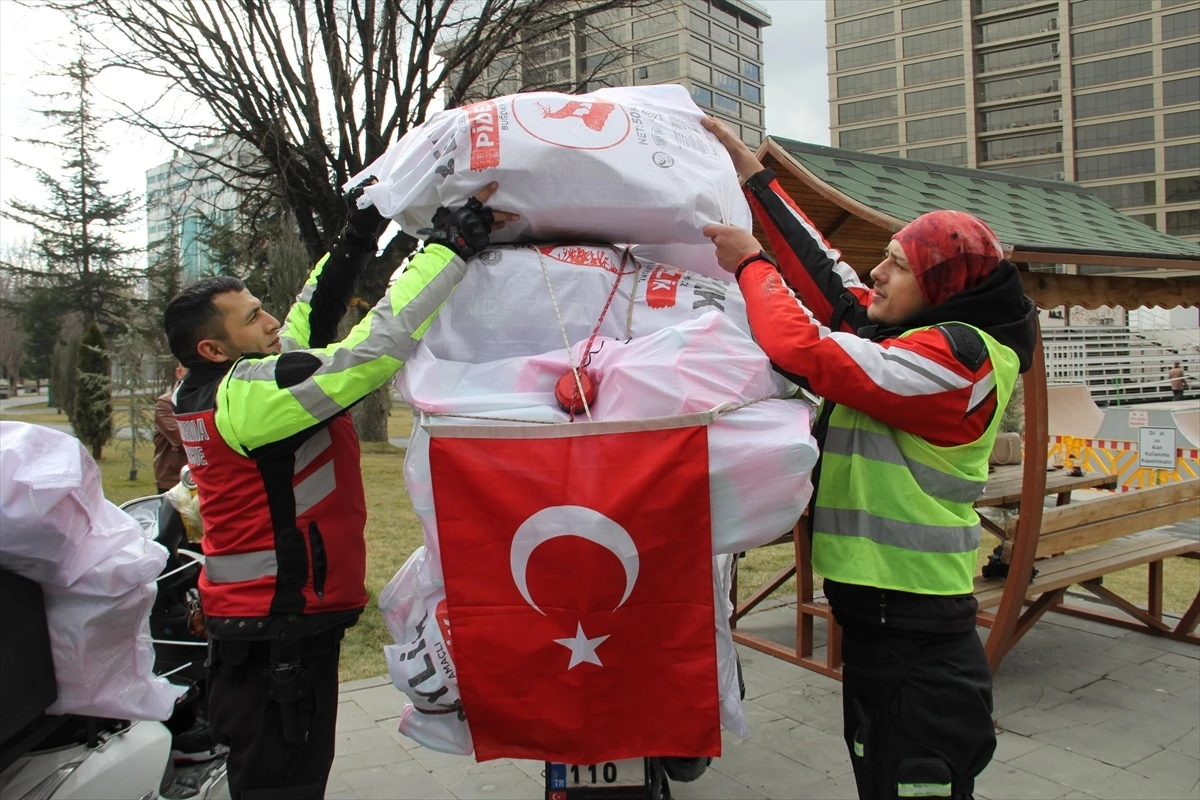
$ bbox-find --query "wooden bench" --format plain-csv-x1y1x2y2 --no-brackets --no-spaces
976,479,1200,657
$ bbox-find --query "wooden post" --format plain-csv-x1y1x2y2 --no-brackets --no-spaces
985,322,1049,673
1149,560,1164,623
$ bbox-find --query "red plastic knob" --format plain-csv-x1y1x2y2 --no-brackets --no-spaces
555,370,597,415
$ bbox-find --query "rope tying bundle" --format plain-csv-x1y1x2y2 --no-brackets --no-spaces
535,245,638,421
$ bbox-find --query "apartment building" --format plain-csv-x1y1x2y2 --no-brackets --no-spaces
460,0,772,145
145,137,250,283
826,0,1200,243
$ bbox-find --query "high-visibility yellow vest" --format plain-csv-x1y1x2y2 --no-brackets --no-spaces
811,324,1020,596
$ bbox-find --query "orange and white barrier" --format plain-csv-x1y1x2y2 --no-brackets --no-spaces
1049,435,1200,490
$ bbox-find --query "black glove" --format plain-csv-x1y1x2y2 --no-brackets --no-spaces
326,176,386,281
344,175,389,243
425,197,495,259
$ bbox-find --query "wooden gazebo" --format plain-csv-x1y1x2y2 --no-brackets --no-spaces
732,137,1200,676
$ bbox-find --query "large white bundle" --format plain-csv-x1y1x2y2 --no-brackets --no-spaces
350,85,750,281
416,243,754,364
0,422,185,721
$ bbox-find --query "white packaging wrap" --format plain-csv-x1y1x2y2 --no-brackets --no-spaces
383,244,819,755
400,311,817,557
349,85,751,281
0,422,185,721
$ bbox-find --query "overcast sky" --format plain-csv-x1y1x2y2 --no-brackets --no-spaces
0,0,830,250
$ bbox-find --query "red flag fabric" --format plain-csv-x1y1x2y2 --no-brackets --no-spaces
431,420,720,763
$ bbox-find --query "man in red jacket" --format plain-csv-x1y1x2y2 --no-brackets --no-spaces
701,118,1037,800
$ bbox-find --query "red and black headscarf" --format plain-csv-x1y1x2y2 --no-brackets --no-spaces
892,211,1004,306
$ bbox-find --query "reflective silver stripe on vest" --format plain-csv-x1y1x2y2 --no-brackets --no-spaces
295,460,336,517
814,507,980,553
294,427,332,475
205,550,278,583
824,427,986,505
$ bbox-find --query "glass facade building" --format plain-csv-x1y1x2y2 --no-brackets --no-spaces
144,137,247,283
460,0,770,146
826,0,1200,243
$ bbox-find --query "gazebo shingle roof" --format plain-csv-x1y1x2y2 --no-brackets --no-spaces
765,136,1200,265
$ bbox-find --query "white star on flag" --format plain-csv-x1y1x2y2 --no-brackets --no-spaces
554,622,610,670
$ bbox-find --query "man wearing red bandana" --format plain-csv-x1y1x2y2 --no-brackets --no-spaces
702,118,1037,800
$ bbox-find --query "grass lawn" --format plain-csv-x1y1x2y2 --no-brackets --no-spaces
0,408,74,428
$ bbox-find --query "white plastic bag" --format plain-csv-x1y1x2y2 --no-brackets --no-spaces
713,554,747,739
349,85,751,281
380,548,472,754
0,422,185,721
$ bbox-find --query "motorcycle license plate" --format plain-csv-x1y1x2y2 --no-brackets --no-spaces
546,759,647,798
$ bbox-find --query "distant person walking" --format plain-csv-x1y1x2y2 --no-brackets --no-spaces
1169,362,1187,401
154,363,189,492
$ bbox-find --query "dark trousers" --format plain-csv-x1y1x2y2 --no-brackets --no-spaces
841,627,996,800
1174,390,1184,401
207,631,343,799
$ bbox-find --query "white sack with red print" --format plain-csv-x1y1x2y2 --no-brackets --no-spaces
379,547,472,755
346,84,751,281
411,243,755,364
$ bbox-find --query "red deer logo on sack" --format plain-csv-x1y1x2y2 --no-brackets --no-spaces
538,245,622,275
536,100,616,132
512,95,631,150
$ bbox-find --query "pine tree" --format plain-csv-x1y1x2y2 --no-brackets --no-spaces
72,320,114,459
0,45,139,332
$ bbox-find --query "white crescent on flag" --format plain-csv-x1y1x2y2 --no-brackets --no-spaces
509,505,639,615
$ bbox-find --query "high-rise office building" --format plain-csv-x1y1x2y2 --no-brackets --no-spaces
825,0,1200,243
145,137,251,283
458,0,771,145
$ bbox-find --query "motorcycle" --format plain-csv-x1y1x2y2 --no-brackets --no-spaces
0,469,228,800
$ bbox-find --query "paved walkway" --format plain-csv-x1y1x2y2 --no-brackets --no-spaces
0,390,51,411
331,600,1199,800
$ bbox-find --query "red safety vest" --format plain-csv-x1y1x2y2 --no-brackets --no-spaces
175,408,368,631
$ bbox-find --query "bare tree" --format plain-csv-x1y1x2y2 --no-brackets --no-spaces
111,329,157,480
39,0,655,439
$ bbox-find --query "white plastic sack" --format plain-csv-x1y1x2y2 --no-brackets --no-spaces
415,243,754,365
349,85,751,281
713,554,747,739
380,547,473,755
0,422,185,721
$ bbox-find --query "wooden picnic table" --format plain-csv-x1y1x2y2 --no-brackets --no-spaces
975,464,1118,509
975,465,1118,547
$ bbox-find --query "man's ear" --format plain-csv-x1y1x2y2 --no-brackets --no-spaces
196,338,230,364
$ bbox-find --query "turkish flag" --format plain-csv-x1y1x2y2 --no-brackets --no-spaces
430,421,720,763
